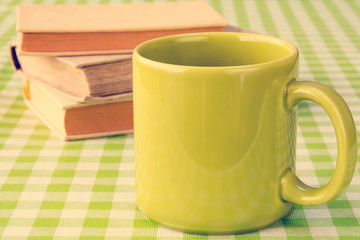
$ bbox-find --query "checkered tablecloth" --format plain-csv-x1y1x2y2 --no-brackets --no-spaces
0,0,359,239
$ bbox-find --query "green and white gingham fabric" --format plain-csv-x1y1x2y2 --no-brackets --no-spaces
0,0,360,239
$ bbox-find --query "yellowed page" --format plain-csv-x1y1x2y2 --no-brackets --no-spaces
58,54,132,69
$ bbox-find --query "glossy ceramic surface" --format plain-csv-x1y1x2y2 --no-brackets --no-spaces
132,32,357,234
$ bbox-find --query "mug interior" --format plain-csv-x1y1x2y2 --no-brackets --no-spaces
136,33,297,67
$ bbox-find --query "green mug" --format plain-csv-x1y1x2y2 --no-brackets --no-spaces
132,32,357,234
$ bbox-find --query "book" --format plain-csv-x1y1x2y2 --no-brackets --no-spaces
11,44,132,102
22,79,133,141
16,1,228,56
11,25,250,101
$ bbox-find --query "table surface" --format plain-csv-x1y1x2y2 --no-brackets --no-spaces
1,0,360,239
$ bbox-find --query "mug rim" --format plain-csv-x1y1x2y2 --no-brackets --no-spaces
133,32,299,70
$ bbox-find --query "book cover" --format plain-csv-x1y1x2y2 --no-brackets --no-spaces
17,1,228,56
23,79,133,141
11,43,132,102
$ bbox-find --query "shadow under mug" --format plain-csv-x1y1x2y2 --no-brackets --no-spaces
132,32,357,234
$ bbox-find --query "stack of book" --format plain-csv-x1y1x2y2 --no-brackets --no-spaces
11,1,228,140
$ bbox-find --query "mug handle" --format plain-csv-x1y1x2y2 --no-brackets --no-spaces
281,80,357,205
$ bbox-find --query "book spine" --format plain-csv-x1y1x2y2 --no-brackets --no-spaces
9,43,22,71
